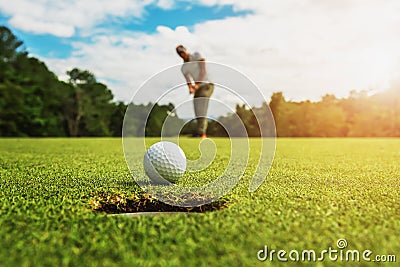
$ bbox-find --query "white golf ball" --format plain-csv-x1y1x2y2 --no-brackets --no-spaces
143,141,186,184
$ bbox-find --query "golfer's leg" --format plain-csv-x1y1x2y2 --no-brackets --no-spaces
193,96,206,135
194,83,214,135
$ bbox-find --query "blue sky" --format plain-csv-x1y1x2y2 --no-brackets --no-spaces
1,0,399,117
0,3,249,59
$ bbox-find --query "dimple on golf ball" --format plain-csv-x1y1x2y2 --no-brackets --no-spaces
143,141,186,184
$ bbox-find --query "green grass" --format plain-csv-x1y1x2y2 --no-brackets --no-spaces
0,138,399,266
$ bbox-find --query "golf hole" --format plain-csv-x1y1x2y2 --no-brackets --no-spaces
89,192,229,215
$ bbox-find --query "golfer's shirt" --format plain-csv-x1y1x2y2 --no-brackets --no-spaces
181,52,208,84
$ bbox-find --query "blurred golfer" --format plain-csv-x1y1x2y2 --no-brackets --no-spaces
176,45,214,138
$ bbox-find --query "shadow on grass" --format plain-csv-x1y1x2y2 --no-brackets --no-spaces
89,192,229,214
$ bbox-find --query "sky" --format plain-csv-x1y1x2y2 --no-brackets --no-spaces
1,0,400,117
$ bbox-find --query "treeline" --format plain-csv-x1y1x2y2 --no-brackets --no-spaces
124,102,185,137
1,25,399,137
0,26,127,137
269,90,400,137
181,87,400,137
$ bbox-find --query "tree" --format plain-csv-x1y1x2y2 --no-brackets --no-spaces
12,55,68,136
109,101,127,137
269,92,291,137
310,95,347,137
65,68,114,136
0,26,25,136
0,26,67,136
122,102,185,137
0,81,24,136
0,26,24,64
145,103,184,137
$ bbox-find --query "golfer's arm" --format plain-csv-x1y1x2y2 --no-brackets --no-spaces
197,59,206,83
184,73,193,88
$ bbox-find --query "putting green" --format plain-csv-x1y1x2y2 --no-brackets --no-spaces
0,138,398,266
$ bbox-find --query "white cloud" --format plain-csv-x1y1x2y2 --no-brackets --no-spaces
157,0,175,9
9,15,75,37
5,0,400,116
194,0,400,101
0,0,153,37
